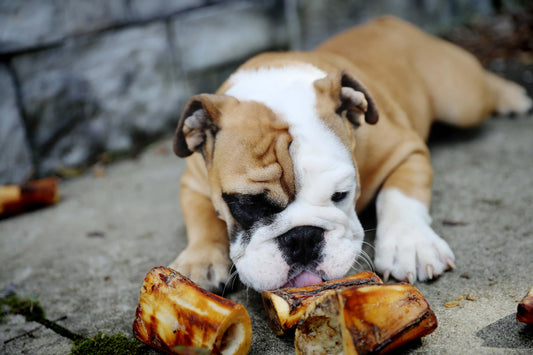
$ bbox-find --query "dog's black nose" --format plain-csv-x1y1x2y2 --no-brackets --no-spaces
277,226,325,265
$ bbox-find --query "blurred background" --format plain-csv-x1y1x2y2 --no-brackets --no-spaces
1,0,532,185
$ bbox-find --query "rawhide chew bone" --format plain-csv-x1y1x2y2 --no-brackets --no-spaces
132,266,252,355
262,271,382,335
295,284,438,355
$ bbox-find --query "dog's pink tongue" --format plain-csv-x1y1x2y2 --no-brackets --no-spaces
283,271,323,288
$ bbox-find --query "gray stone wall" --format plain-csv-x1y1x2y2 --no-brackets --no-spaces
1,0,287,183
0,64,33,183
0,0,514,184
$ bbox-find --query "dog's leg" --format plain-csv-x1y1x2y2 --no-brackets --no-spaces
374,150,455,283
169,183,231,292
485,72,532,115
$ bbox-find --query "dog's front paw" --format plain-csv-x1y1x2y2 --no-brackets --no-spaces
375,188,455,283
374,220,455,283
169,244,231,292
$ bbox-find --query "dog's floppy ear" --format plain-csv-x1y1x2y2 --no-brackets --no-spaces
173,94,237,157
337,71,379,126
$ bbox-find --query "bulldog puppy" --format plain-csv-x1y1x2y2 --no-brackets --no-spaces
169,16,532,292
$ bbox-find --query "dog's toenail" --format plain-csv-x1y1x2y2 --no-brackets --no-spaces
407,272,415,284
426,265,434,280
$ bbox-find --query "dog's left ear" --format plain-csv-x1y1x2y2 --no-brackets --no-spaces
323,71,379,126
173,94,238,158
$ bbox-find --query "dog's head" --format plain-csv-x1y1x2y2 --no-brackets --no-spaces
174,66,378,291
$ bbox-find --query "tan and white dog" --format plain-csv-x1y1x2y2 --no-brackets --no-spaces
169,16,532,292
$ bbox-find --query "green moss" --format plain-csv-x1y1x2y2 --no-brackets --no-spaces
0,294,45,323
1,293,82,341
70,332,151,355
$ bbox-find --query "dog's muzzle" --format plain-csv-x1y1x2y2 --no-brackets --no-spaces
277,225,326,288
278,225,325,267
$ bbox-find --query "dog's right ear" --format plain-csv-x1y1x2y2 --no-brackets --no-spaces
339,71,379,126
173,94,237,157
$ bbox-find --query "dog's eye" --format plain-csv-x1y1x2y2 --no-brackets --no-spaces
331,191,348,203
222,192,284,230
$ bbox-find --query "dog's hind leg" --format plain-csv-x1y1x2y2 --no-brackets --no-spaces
413,36,531,127
431,68,532,126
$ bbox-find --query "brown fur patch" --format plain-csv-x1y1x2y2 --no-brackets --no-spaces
211,101,295,207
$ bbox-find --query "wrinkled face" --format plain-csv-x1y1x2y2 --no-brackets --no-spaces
175,64,378,291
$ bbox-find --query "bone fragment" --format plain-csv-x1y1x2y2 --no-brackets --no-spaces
262,271,382,335
133,267,252,355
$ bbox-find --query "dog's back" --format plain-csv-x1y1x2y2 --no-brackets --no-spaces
316,16,531,137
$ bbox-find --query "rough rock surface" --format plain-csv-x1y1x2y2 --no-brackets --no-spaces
11,23,187,176
0,64,33,184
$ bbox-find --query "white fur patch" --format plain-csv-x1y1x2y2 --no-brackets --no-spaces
226,65,365,290
374,188,455,283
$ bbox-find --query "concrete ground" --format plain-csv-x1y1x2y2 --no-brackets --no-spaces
1,113,532,354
